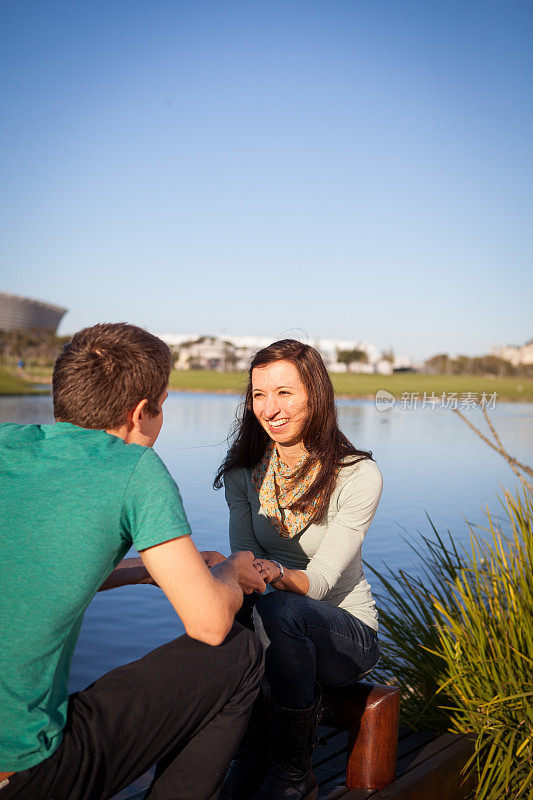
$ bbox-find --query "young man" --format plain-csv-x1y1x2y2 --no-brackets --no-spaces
0,323,266,800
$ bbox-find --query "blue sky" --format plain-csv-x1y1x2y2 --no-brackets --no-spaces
1,0,532,360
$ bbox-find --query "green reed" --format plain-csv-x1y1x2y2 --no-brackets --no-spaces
367,484,533,799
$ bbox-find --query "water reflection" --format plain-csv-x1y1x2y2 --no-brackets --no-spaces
1,392,532,690
0,394,54,424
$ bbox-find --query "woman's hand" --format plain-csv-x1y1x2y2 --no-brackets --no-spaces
200,550,227,568
252,558,283,584
252,558,310,594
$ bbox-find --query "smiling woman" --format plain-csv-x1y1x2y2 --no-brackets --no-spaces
251,360,309,451
214,339,383,800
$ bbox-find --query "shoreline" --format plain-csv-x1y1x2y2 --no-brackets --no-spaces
1,388,533,403
1,369,532,402
165,386,533,403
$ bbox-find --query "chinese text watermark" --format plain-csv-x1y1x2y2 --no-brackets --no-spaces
375,390,498,412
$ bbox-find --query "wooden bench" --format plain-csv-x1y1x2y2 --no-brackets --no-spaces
316,728,476,800
115,682,401,800
105,575,474,800
118,729,475,800
322,683,400,792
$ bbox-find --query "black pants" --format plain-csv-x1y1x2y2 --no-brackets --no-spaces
2,624,264,800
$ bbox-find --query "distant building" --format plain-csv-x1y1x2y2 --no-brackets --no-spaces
490,341,533,367
375,359,393,375
160,332,398,373
0,292,67,333
173,337,240,371
315,338,379,372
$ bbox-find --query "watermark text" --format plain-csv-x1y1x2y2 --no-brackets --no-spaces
375,390,498,412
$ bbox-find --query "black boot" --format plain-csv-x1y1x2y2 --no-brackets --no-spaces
218,691,270,800
250,691,322,800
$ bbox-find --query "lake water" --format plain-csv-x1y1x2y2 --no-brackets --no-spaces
1,391,532,692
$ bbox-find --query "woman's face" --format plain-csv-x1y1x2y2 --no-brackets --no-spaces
251,360,309,449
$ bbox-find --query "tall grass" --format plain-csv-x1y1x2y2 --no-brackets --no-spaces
432,486,533,800
368,484,533,799
366,522,464,730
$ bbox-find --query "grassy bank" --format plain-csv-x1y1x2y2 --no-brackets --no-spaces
330,372,533,401
169,370,533,401
0,368,50,395
2,366,531,401
169,370,248,394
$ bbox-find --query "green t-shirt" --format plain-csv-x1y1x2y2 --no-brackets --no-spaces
0,422,192,772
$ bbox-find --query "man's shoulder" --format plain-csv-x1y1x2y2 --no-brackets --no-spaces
0,421,38,438
0,421,153,473
0,421,47,451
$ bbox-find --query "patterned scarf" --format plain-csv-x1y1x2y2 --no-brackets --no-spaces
251,442,321,538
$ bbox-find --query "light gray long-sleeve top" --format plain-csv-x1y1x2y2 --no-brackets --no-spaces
224,457,383,631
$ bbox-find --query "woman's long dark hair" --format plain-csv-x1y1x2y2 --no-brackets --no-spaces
214,339,373,525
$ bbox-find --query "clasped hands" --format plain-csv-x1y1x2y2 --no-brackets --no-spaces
201,550,282,585
251,558,282,584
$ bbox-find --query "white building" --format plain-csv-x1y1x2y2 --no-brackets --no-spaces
160,332,412,373
374,359,393,375
173,337,238,371
490,341,533,367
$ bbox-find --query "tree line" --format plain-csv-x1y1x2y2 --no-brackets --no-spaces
0,329,69,368
1,330,531,380
425,353,532,379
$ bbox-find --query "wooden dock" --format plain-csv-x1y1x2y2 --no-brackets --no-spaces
315,725,475,800
103,566,475,800
118,725,475,800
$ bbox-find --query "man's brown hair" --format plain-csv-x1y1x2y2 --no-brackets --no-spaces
53,323,172,429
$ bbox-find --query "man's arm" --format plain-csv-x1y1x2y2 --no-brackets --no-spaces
140,536,266,646
99,550,228,590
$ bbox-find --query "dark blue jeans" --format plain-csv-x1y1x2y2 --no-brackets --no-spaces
245,591,380,709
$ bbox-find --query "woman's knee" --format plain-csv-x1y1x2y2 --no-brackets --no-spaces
254,591,309,636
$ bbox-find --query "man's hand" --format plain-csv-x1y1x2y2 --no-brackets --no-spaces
212,551,267,595
141,538,265,646
200,550,227,567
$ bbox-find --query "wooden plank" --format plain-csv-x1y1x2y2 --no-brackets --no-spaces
398,728,415,739
121,734,473,800
340,735,475,800
316,728,441,796
315,729,350,797
395,731,438,774
396,731,437,758
314,729,349,768
316,752,350,795
322,789,373,800
396,732,459,776
321,724,349,743
315,726,439,785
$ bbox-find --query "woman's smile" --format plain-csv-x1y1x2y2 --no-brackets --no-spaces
267,417,290,430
